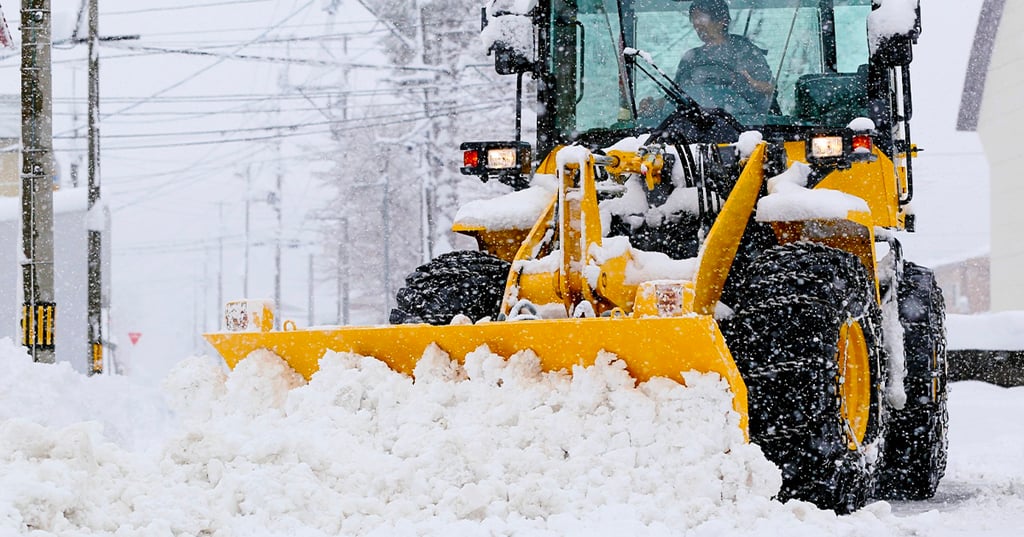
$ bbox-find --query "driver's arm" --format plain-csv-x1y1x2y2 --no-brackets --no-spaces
737,42,774,97
740,69,773,96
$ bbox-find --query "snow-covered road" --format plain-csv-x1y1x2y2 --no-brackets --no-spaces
1,338,1022,536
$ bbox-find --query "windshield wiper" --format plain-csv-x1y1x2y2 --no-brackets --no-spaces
623,48,700,112
623,48,744,143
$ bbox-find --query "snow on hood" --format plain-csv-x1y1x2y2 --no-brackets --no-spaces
756,162,870,222
453,175,556,231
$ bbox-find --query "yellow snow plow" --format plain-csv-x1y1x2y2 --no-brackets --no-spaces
208,0,949,515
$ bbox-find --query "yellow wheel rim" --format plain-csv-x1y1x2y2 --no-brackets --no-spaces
838,320,871,448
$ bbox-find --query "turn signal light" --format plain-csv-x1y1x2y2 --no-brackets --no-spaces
463,149,480,168
459,141,532,189
852,134,873,153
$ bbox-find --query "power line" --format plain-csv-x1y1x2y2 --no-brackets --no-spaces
102,0,272,17
55,99,507,152
100,41,449,72
94,0,316,123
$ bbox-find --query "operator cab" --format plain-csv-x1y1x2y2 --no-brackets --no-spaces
553,0,880,146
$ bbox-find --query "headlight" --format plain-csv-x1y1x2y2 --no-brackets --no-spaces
487,148,519,169
810,136,844,159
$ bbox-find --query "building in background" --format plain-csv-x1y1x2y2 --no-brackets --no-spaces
0,95,16,197
934,255,991,314
959,0,1022,312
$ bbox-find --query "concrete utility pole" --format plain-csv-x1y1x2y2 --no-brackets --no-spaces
86,0,103,375
20,0,57,364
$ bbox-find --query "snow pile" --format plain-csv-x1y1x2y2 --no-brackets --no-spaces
0,338,170,452
2,336,1024,534
947,312,1024,350
756,161,871,222
481,1,537,59
868,0,920,53
0,341,787,535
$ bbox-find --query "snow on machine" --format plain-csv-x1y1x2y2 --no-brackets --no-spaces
206,0,947,514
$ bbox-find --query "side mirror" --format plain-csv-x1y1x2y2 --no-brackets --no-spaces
868,2,921,67
492,41,535,75
481,6,536,75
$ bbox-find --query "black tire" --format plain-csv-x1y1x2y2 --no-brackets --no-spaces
389,250,510,325
722,242,885,514
875,262,949,500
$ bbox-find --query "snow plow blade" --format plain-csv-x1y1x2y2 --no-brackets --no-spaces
204,315,748,435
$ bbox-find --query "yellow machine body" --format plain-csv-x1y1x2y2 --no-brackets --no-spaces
205,136,908,443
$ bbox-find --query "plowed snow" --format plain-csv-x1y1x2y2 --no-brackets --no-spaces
1,337,1023,535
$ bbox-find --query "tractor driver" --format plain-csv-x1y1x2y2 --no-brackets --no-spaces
640,0,774,118
676,0,774,114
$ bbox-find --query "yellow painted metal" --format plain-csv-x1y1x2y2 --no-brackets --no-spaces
449,225,531,263
204,315,749,435
769,219,881,302
559,161,587,313
633,281,697,318
837,320,871,448
605,149,666,189
693,143,767,315
207,143,759,441
784,141,908,230
451,148,564,262
499,198,558,317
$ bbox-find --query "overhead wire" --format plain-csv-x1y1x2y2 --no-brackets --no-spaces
87,0,316,126
63,99,507,152
4,0,512,258
102,0,273,17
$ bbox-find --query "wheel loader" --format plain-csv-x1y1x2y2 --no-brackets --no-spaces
206,0,948,514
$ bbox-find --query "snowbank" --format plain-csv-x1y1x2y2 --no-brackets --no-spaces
1,337,1023,535
947,312,1024,350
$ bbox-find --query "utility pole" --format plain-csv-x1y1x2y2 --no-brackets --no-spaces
273,140,282,329
307,253,313,325
86,0,103,375
338,218,348,325
217,202,223,326
243,168,251,296
20,0,57,364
